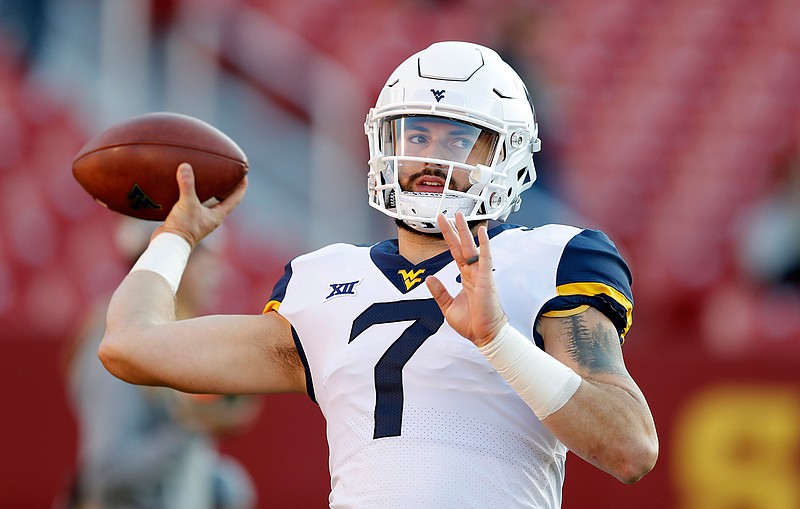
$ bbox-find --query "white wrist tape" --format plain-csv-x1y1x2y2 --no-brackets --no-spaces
479,323,582,420
129,232,192,294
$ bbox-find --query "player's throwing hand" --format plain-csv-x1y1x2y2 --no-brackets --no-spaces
157,163,248,248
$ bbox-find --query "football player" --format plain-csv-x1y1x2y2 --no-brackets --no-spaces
100,41,658,508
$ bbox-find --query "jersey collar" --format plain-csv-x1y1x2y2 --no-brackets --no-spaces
369,223,520,293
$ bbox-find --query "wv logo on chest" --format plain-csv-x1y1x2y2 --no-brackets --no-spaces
398,269,426,291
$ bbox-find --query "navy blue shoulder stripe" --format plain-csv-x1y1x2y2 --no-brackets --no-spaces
544,229,634,341
557,229,632,298
264,260,295,311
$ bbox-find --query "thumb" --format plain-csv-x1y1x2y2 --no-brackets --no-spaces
155,163,200,247
426,276,453,314
176,163,199,202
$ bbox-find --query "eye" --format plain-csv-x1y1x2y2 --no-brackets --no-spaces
408,134,428,145
450,137,474,150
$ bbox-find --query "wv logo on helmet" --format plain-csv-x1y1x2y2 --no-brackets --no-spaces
430,89,446,102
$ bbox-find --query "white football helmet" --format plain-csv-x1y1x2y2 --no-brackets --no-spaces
365,41,541,232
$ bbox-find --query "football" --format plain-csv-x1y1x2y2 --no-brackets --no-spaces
72,112,248,220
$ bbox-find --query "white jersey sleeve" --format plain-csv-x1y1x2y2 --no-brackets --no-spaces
263,223,633,509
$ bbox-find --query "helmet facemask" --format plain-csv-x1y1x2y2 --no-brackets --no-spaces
370,115,509,231
366,42,540,233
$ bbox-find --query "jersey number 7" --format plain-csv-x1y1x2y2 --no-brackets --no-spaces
349,299,445,439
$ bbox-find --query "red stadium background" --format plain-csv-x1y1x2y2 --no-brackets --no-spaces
2,0,800,507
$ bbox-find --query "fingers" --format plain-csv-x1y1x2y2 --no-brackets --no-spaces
477,224,492,271
437,212,480,267
176,162,246,215
437,213,457,243
425,275,453,313
162,163,236,248
214,175,248,216
455,213,478,257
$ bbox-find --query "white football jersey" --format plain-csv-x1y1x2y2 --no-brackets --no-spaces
265,223,633,509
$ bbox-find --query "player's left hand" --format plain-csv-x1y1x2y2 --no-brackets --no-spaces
426,212,507,347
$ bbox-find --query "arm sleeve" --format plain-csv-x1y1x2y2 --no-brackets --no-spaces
262,260,294,313
260,259,316,402
539,228,634,343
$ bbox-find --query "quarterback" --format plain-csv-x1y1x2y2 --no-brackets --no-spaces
100,41,658,508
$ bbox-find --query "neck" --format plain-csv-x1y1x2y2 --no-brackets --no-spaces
396,219,486,265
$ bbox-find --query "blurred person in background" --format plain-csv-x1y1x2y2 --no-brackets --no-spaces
0,0,48,64
738,144,800,288
98,41,658,508
57,218,261,509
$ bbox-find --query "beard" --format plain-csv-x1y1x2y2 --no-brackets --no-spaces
395,218,445,239
394,217,486,238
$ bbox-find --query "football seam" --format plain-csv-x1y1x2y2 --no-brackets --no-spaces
74,142,248,166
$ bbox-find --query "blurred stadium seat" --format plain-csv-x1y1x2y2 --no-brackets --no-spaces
538,0,800,351
3,1,800,508
2,0,799,351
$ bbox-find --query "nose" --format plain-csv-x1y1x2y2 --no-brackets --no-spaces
416,140,449,160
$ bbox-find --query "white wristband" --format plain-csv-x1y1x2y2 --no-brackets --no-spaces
479,322,582,420
129,232,192,294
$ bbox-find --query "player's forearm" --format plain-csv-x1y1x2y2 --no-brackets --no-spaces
543,378,658,484
529,308,658,482
480,321,657,482
99,270,178,385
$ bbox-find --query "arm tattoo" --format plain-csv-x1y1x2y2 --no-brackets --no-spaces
562,314,627,376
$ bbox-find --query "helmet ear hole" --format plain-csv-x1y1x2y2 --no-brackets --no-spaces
517,168,531,187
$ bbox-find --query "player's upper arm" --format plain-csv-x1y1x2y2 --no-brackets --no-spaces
100,272,306,395
534,228,633,350
533,228,635,382
537,306,631,382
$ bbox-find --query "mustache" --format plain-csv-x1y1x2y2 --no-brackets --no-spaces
407,167,449,183
399,165,469,193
